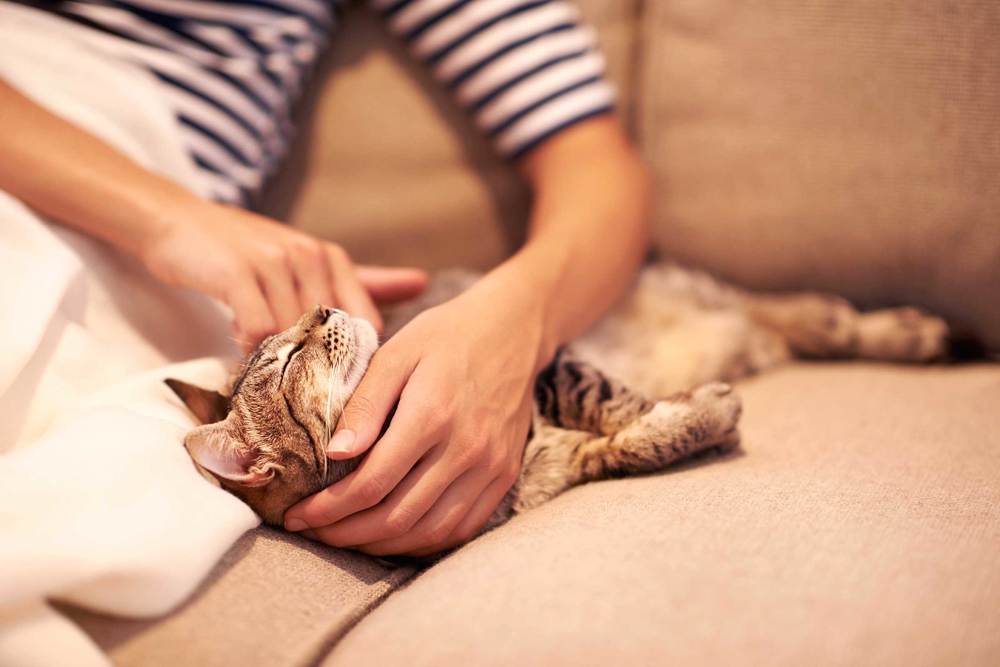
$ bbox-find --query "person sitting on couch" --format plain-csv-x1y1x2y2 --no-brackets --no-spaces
0,0,651,557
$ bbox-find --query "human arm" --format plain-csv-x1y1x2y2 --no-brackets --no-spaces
0,78,426,346
285,113,651,556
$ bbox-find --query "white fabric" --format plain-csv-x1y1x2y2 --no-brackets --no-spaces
0,600,109,667
0,5,260,665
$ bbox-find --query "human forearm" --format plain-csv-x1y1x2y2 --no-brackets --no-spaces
0,78,202,256
0,78,426,343
474,116,652,366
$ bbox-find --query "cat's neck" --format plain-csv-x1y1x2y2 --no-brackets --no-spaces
322,455,363,487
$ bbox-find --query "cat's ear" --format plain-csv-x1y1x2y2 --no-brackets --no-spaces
183,421,276,487
165,378,230,425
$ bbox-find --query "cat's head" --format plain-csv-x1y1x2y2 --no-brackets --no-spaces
166,306,378,524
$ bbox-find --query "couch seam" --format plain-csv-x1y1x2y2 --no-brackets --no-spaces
624,0,646,141
295,565,421,667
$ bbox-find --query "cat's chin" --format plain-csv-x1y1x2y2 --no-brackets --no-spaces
342,317,379,395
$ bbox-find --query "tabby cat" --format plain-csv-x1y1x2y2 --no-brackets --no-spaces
167,264,949,536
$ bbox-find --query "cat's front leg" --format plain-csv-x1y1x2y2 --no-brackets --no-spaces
534,348,655,435
491,382,742,527
571,382,742,483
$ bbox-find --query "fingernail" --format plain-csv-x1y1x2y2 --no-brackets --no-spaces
285,518,308,532
327,429,356,455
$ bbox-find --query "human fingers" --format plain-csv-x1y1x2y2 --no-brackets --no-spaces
328,341,418,460
298,441,467,546
405,471,519,557
325,244,383,331
383,422,525,558
255,249,303,330
283,359,432,530
224,268,278,351
283,409,441,531
352,463,500,557
356,265,429,304
286,237,335,314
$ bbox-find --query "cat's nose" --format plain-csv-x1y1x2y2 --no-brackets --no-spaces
310,306,328,324
314,306,346,323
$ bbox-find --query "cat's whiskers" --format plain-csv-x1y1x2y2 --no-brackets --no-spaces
324,356,350,448
324,372,336,447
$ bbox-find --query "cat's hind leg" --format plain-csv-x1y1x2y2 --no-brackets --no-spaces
744,293,949,362
854,307,950,362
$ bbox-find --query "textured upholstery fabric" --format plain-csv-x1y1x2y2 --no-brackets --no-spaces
327,363,1000,666
61,528,415,667
639,1,1000,349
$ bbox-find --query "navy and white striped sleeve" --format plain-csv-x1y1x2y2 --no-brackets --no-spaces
369,0,616,159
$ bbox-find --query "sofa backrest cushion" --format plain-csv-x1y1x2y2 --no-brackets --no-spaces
639,1,1000,348
262,1,999,350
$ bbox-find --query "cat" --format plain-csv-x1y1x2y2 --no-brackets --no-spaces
166,263,949,537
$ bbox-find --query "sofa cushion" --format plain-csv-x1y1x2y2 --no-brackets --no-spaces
639,1,1000,349
62,528,415,667
325,363,1000,666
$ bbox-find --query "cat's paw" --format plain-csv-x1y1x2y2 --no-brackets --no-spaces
640,382,743,456
856,307,949,362
687,382,743,450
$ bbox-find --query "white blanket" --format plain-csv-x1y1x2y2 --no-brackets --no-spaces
0,6,261,665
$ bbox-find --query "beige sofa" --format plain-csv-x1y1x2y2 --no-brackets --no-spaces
65,2,1000,665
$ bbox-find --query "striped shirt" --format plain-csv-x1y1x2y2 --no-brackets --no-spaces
35,0,616,205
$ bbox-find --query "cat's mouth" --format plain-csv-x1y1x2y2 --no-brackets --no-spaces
319,309,378,396
342,317,378,394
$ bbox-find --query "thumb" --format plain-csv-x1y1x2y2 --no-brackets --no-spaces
326,347,414,460
356,265,428,304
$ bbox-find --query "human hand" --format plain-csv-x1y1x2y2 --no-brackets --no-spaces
283,276,551,557
139,200,427,349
